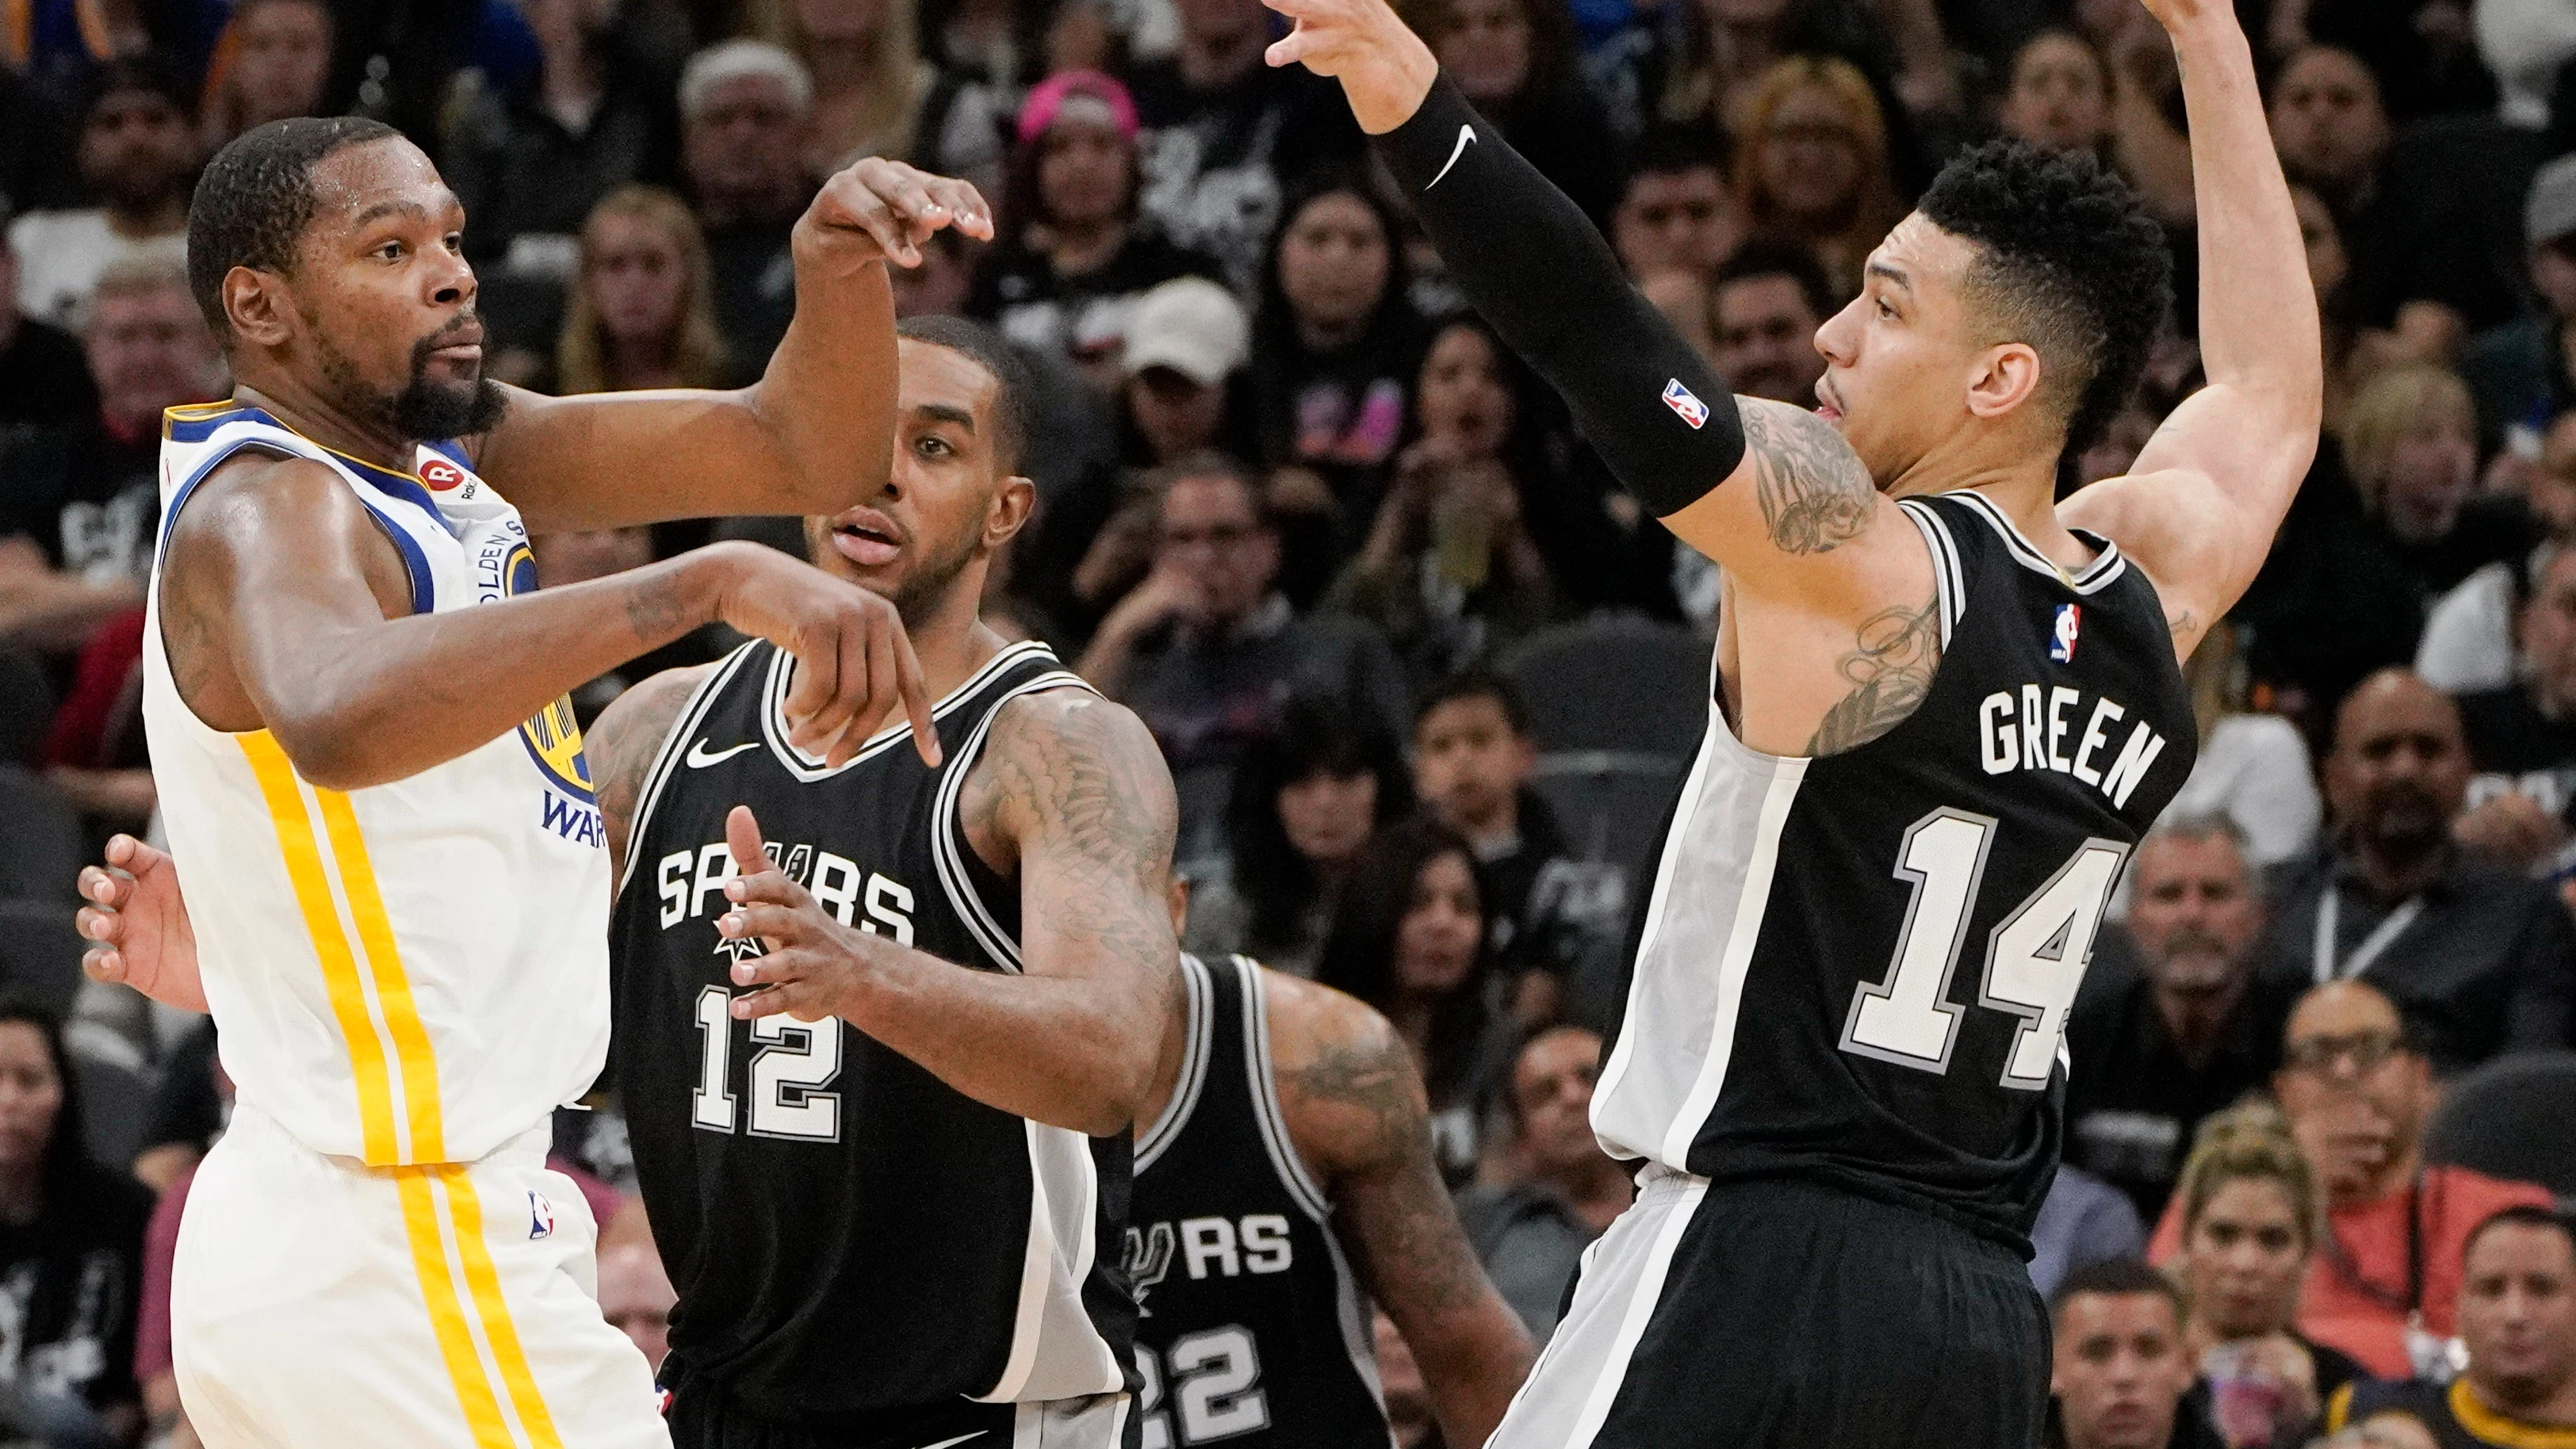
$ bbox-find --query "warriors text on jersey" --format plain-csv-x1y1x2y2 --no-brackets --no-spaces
1591,491,2198,1248
1128,955,1389,1449
142,403,611,1168
611,638,1137,1423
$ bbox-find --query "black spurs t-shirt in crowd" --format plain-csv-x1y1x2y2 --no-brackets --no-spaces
0,1159,152,1416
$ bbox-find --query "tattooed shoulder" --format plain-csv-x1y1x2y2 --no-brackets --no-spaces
1806,592,1941,755
1739,399,1877,555
963,686,1176,888
591,663,714,862
1266,974,1425,1179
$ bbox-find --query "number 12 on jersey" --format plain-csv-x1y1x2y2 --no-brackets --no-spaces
1839,807,2128,1089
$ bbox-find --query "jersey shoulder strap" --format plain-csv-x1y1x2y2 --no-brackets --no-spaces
928,641,1101,974
613,640,767,894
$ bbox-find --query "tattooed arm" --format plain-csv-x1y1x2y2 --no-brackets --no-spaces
591,664,714,885
1267,972,1534,1447
718,686,1181,1134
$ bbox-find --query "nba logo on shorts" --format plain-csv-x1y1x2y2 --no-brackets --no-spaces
2049,604,2083,663
527,1190,556,1241
1662,379,1710,430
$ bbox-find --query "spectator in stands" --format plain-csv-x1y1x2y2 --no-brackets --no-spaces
1247,173,1429,533
440,0,677,275
2329,1205,2576,1443
2460,155,2576,457
2161,626,2324,870
1410,671,1625,1013
1116,277,1252,469
2421,412,2576,695
1733,56,1904,300
2268,45,2393,270
1996,27,2191,227
2456,542,2576,836
1639,0,1946,164
1316,818,1509,1185
2344,365,2537,603
1330,321,1575,689
2049,1259,2219,1449
1183,695,1413,973
197,0,334,152
677,40,814,378
2256,670,2576,1070
0,1001,151,1445
1609,128,1741,284
1128,0,1365,288
781,0,933,176
2166,1109,2364,1449
0,202,100,430
2068,816,2294,1222
967,71,1220,379
2152,980,2555,1379
1077,457,1410,865
0,256,219,656
8,56,197,331
1456,1024,1629,1338
2293,184,2367,440
1418,0,1623,223
598,1241,677,1373
554,185,729,396
2031,1163,2146,1302
1709,239,1830,406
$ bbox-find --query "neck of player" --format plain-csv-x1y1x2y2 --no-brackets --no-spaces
225,376,430,474
1888,434,2099,574
897,564,1010,713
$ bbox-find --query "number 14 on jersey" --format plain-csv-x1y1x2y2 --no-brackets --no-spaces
1839,807,2128,1088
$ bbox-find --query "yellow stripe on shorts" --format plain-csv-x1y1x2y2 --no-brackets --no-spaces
397,1171,518,1448
239,731,400,1164
439,1167,564,1449
314,789,447,1163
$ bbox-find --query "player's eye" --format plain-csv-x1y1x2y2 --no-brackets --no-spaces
1876,298,1897,320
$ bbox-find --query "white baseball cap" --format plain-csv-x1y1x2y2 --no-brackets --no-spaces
1122,277,1249,386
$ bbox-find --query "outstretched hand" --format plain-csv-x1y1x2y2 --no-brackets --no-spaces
76,835,207,1015
800,157,997,271
715,805,878,1023
1259,0,1439,134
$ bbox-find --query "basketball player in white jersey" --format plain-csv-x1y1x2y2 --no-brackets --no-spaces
123,115,986,1448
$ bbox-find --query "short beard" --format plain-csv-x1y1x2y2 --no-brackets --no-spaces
314,317,510,445
884,530,984,626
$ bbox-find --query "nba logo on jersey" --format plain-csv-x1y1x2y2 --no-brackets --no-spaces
1662,379,1710,430
526,1190,556,1241
2049,604,2083,663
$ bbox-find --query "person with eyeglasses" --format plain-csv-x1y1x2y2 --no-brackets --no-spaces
2147,981,2553,1381
1075,454,1411,869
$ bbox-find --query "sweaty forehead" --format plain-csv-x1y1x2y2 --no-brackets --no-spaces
304,136,457,234
897,339,998,428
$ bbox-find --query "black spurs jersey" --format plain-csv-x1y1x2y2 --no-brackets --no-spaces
1127,955,1390,1449
609,638,1138,1420
1589,491,2198,1250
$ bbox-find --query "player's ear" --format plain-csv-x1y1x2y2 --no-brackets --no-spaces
1964,341,2043,422
222,266,296,351
983,474,1036,551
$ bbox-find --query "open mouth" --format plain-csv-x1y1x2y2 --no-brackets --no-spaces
830,513,903,568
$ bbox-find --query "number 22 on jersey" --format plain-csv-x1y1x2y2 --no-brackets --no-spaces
1839,807,2128,1088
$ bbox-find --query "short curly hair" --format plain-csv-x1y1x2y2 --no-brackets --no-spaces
1916,140,2172,460
186,115,401,342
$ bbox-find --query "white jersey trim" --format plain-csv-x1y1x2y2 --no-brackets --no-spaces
1943,489,2128,594
1897,497,1965,649
1135,953,1215,1171
929,669,1098,974
611,641,763,897
758,639,1057,782
1239,958,1332,1221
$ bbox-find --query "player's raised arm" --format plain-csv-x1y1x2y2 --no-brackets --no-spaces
715,690,1181,1135
2061,0,2321,653
471,159,993,533
1265,0,1910,597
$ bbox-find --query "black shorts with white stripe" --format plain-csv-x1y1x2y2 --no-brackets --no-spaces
1488,1171,2050,1449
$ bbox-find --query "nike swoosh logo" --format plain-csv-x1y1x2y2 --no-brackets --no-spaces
1426,124,1476,189
917,1434,988,1449
683,740,760,769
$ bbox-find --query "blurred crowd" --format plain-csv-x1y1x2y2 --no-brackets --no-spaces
6,0,2576,1444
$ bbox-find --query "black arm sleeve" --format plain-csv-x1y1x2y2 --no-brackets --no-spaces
1373,74,1745,518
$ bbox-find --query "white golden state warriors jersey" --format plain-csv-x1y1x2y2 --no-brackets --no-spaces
141,402,611,1168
